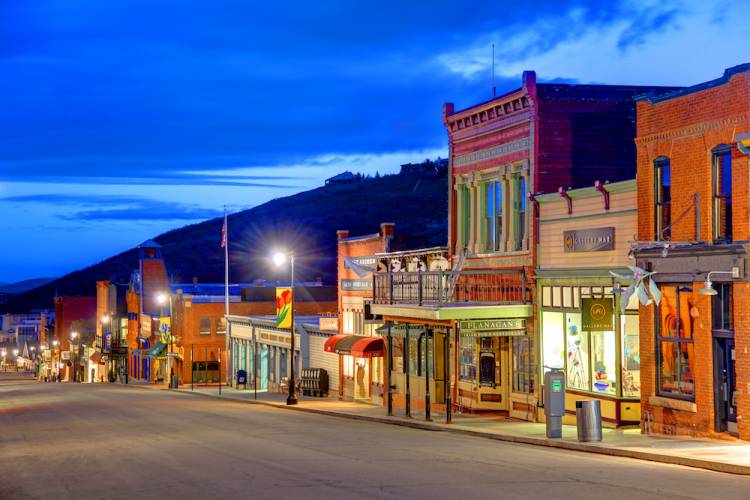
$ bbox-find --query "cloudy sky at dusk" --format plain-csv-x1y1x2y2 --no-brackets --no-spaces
1,0,748,282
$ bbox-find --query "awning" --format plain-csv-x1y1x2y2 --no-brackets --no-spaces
146,342,167,358
89,351,103,364
324,335,384,358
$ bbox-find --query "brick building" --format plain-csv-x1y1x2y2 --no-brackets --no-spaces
322,224,392,402
370,71,674,421
53,296,96,381
175,284,336,386
634,64,750,439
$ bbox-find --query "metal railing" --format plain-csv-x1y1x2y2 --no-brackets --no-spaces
373,269,527,306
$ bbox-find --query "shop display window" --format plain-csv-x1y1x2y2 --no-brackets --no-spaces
657,286,695,399
541,311,564,372
621,315,640,398
409,336,419,375
459,336,477,382
565,313,589,391
591,330,616,395
512,336,534,394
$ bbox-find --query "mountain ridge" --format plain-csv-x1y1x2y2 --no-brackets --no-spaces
1,167,448,313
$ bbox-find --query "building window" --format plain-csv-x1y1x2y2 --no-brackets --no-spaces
512,336,534,393
484,180,503,252
279,349,287,380
343,354,354,378
712,284,733,333
459,336,477,382
199,317,211,335
541,311,565,373
514,175,526,250
564,313,589,391
216,317,227,335
460,184,471,250
712,145,732,242
654,157,671,240
621,314,640,398
656,286,695,400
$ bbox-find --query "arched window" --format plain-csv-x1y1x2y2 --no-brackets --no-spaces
654,157,671,240
712,145,732,242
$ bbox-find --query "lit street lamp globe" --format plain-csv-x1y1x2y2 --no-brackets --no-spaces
272,252,286,267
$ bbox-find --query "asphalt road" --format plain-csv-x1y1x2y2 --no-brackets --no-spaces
1,381,749,500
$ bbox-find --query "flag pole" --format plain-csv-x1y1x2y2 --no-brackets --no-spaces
223,206,230,386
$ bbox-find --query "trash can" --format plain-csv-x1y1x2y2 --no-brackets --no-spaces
576,400,602,442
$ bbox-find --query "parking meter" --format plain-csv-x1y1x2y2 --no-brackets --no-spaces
544,368,565,438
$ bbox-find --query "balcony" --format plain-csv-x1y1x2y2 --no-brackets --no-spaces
373,269,528,306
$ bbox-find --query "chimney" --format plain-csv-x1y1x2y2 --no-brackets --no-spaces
380,223,395,237
337,230,349,240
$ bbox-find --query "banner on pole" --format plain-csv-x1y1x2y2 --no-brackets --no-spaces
276,287,292,328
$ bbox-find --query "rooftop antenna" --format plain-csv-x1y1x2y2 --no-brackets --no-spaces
492,43,496,97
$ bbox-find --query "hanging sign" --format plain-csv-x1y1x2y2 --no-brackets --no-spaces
564,227,615,252
276,287,292,328
341,279,372,291
582,298,614,331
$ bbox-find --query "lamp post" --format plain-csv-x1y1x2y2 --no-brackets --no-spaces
52,340,59,381
71,331,79,382
273,250,298,405
157,292,174,388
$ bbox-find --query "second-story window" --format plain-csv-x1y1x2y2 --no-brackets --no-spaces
460,184,470,250
514,175,526,251
654,157,671,241
216,317,227,335
712,284,733,333
199,317,211,335
712,145,733,242
484,180,502,252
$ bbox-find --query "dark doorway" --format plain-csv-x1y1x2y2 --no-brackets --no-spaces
713,337,737,434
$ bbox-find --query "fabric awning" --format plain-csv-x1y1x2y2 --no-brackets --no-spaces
147,342,167,358
324,335,384,358
89,351,103,364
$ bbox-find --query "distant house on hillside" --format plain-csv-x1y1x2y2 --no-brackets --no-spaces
325,171,356,185
399,158,448,176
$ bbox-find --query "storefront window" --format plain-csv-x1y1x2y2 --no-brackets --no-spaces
542,311,564,372
409,336,419,375
512,336,534,394
621,315,640,398
591,330,616,395
459,336,477,382
657,286,695,399
343,354,354,378
565,313,589,391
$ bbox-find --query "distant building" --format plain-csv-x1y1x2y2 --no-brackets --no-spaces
399,158,448,176
325,171,356,185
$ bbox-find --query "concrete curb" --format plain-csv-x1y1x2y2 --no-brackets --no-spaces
120,384,750,476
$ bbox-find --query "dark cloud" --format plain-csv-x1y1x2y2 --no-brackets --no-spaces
0,193,223,221
617,7,682,50
0,0,621,183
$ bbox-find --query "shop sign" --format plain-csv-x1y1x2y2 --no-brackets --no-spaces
341,279,372,292
344,256,377,269
460,329,526,338
582,298,614,331
563,227,615,253
459,319,525,332
104,332,112,352
319,317,339,331
140,315,152,338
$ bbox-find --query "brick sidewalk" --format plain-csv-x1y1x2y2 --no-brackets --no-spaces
126,383,750,476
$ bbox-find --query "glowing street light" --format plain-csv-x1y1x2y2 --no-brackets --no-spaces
156,293,167,305
272,249,297,406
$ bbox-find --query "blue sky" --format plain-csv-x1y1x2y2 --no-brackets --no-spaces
0,0,748,282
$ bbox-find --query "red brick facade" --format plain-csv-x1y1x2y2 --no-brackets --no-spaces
635,64,750,439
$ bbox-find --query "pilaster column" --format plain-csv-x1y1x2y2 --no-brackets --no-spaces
501,175,511,253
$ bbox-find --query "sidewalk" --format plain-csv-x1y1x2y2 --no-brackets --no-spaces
127,383,750,476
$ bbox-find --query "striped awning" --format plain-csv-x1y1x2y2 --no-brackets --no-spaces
324,335,384,358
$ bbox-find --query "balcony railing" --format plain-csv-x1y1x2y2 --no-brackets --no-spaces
373,269,528,306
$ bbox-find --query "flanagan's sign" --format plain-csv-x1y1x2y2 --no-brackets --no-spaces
563,227,615,253
458,318,526,337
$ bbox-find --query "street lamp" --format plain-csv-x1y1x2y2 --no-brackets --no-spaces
699,270,739,295
157,292,175,388
71,331,79,382
273,250,298,405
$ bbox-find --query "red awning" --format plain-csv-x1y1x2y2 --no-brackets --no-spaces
323,335,348,353
89,351,103,364
324,335,384,358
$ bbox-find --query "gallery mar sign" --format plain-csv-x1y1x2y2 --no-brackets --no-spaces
581,298,614,331
563,227,615,253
